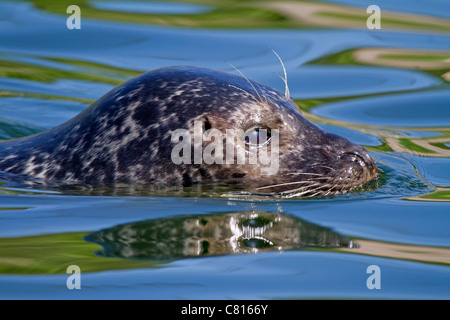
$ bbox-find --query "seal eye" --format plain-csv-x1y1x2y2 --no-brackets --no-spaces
244,128,272,148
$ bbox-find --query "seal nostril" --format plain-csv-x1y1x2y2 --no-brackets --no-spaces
353,153,367,167
341,149,374,170
349,149,378,178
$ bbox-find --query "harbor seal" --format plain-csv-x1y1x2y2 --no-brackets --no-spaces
0,66,377,197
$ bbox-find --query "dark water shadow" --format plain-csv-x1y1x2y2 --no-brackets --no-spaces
84,211,354,260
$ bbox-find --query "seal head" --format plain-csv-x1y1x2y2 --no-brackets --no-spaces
0,66,377,197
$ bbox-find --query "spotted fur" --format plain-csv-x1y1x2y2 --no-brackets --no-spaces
0,66,377,196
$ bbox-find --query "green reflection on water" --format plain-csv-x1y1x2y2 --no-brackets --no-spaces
0,232,166,274
412,188,450,201
0,57,143,139
1,210,447,276
398,138,437,154
0,59,134,86
0,120,42,141
24,0,450,33
316,10,450,33
85,211,353,260
309,47,450,81
28,0,289,29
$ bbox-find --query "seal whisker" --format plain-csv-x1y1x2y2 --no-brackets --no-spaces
228,85,260,103
271,49,290,100
319,184,338,196
301,164,337,173
279,182,323,195
313,165,336,172
281,184,324,198
285,175,330,181
280,180,340,197
227,62,264,104
255,179,318,190
254,82,269,104
308,190,326,198
279,185,315,195
286,172,325,176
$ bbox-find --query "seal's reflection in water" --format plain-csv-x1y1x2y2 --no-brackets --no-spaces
85,211,354,260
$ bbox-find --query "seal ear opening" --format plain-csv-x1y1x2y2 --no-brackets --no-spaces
203,117,212,131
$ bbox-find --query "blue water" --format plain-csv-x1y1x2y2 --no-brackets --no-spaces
315,0,450,19
90,1,212,14
0,1,449,300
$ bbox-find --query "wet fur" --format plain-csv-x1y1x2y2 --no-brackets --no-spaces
0,66,377,197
